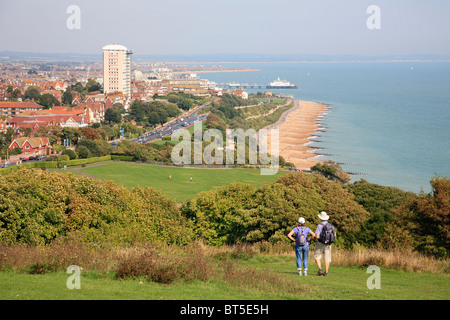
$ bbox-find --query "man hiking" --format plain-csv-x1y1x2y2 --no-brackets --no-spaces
288,217,316,276
314,211,336,276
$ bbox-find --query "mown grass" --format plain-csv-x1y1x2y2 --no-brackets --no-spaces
75,162,288,202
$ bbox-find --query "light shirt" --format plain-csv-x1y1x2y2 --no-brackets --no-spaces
315,221,328,236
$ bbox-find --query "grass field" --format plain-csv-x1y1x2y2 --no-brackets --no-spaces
74,162,288,203
1,254,448,300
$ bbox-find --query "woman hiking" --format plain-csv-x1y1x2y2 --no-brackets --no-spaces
288,217,316,276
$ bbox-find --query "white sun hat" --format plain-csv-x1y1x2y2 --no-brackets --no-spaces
298,217,305,224
318,211,329,221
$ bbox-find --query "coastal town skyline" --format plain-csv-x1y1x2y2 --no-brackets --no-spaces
1,0,450,57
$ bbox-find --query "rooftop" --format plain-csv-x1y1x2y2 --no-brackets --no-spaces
102,44,128,51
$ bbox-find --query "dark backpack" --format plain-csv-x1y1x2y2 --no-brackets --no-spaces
319,223,335,244
296,226,307,246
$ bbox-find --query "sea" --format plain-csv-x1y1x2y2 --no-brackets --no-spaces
195,61,450,194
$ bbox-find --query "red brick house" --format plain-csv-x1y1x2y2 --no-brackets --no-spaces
0,120,7,133
9,137,50,154
0,100,44,117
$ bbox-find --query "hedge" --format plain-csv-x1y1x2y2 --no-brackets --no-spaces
110,155,135,162
0,155,112,175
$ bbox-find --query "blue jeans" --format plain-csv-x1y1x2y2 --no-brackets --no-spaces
295,243,309,270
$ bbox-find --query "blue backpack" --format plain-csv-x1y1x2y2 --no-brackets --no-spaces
296,226,307,246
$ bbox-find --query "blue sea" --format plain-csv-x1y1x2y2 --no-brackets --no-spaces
199,61,450,194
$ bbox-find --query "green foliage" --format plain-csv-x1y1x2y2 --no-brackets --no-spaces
344,179,416,247
312,161,351,183
52,144,65,153
76,139,111,158
61,149,77,160
182,172,369,247
39,93,60,109
0,169,193,246
383,176,450,258
127,99,181,125
0,156,112,175
104,108,122,124
111,140,171,163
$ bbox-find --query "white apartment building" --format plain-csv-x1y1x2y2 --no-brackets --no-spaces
102,44,133,100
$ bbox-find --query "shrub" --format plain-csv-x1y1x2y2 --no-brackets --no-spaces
0,169,193,246
62,149,77,160
28,261,57,274
182,172,369,247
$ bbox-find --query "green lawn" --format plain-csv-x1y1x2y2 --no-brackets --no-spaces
242,255,450,300
75,162,288,203
1,255,448,300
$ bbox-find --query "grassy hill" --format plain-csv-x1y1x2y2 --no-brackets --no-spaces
74,162,289,203
1,253,448,300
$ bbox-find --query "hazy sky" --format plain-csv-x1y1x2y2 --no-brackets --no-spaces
1,0,449,56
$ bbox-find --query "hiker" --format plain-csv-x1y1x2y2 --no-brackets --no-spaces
288,217,316,276
314,211,336,276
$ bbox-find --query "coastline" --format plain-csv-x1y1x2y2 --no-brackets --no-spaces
166,68,261,75
266,100,329,171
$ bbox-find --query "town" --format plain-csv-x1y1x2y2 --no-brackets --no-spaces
0,44,263,167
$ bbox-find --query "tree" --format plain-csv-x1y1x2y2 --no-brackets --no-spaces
130,99,145,122
311,161,351,183
39,93,60,109
148,112,161,126
344,179,416,247
62,127,80,146
62,90,73,105
111,102,125,114
85,79,101,92
182,172,369,247
383,176,450,257
76,145,91,159
104,108,122,124
80,127,98,140
11,88,21,99
177,97,193,111
24,86,41,101
76,139,100,157
61,149,77,160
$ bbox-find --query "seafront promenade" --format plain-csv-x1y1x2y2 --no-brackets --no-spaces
266,100,329,170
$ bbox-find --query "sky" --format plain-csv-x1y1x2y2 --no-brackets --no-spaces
1,0,449,57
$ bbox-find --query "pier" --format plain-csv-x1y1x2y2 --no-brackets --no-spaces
216,83,297,89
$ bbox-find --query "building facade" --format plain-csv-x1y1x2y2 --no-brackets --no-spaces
0,101,44,117
102,44,132,101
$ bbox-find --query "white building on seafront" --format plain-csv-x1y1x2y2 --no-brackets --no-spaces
102,44,133,104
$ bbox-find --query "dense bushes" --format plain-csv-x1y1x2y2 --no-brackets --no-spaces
181,172,369,247
0,169,193,246
0,165,448,258
344,180,416,247
382,176,450,258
